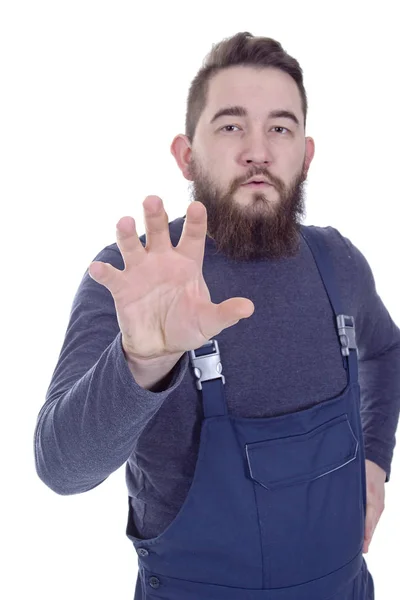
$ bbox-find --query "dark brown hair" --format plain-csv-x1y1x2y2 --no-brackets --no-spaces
185,32,308,143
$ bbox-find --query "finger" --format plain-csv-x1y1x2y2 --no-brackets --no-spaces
88,215,146,294
363,505,377,553
197,297,255,340
143,196,173,253
115,215,146,267
176,201,208,264
88,260,125,296
364,506,372,541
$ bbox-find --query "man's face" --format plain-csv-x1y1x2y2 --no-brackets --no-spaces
172,65,315,261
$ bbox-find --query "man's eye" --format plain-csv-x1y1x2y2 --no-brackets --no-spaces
220,125,240,132
272,127,289,134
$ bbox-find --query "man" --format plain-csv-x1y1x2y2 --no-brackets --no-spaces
35,32,399,599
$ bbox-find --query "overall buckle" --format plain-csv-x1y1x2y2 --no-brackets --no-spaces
337,314,359,357
189,339,225,391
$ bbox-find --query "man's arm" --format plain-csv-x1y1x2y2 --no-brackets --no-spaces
338,230,400,482
34,246,188,495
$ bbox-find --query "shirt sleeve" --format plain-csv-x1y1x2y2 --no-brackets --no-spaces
33,245,189,495
335,230,400,483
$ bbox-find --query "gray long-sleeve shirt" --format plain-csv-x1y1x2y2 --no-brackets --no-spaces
34,217,400,540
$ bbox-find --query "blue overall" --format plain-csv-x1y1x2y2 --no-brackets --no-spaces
126,225,374,599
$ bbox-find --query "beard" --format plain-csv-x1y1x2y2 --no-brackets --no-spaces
187,155,308,261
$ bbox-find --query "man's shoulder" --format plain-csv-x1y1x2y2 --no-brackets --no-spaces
302,224,354,261
302,224,375,291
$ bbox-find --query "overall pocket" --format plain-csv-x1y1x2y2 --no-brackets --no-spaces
245,413,364,588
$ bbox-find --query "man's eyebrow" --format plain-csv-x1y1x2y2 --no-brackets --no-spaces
210,106,300,127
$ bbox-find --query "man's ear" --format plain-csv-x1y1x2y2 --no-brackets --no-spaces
170,134,193,181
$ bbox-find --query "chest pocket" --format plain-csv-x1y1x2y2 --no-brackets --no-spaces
245,413,364,588
245,413,358,490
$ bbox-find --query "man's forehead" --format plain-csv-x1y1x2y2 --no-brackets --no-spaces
210,65,294,91
204,67,300,118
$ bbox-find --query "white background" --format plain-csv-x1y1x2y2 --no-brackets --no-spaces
1,1,399,598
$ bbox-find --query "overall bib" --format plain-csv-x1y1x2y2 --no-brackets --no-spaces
127,225,374,599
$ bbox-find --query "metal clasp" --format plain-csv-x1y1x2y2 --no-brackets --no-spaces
336,314,358,357
189,339,225,391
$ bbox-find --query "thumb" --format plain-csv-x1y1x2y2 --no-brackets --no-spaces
217,297,255,328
